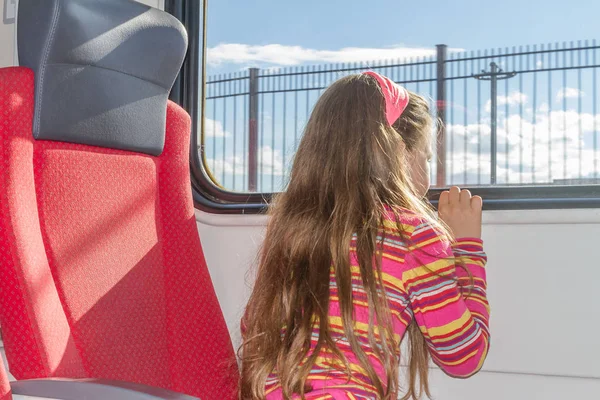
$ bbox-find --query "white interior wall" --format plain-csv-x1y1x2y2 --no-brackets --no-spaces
0,0,17,67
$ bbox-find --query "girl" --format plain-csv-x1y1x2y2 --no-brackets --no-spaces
239,72,490,400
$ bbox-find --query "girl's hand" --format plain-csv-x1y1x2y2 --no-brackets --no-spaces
438,186,483,239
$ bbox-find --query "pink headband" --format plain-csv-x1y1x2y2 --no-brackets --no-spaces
362,71,409,126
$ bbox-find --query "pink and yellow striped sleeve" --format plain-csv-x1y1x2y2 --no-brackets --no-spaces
402,220,490,378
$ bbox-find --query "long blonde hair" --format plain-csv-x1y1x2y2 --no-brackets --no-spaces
239,74,451,399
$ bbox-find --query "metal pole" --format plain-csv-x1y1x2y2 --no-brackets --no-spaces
248,68,259,192
473,62,516,185
436,44,448,187
489,62,498,184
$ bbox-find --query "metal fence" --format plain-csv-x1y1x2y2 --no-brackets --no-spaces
204,40,600,193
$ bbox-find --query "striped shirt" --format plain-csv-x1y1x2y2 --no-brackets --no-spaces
264,208,490,399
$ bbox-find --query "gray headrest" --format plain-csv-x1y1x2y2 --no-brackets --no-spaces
17,0,188,156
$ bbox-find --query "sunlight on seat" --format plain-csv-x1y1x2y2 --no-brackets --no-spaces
71,10,165,63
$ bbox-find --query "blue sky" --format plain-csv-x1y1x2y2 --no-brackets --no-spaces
202,0,600,192
207,0,598,69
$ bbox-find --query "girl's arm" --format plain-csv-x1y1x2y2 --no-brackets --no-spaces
403,220,490,378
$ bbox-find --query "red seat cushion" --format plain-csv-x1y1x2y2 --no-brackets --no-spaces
0,66,238,398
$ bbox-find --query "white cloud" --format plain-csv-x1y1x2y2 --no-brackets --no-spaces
485,91,527,112
207,43,463,67
556,87,585,102
538,102,549,113
445,110,600,184
259,145,285,176
206,156,244,178
205,146,285,184
204,118,230,138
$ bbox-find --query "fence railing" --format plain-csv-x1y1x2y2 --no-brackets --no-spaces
204,40,600,193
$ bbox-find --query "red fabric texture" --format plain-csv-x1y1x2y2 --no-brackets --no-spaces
0,67,238,399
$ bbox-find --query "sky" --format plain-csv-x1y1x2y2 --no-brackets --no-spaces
206,0,599,72
201,0,600,192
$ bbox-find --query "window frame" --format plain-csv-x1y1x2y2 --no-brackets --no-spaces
167,0,600,214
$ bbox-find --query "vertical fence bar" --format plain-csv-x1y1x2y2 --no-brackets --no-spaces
594,40,598,178
532,47,537,183
295,67,299,146
212,76,218,175
248,68,259,192
518,47,524,183
222,76,227,185
464,55,469,184
477,51,482,184
578,41,583,179
490,51,497,184
563,43,568,179
449,56,454,185
243,75,248,190
505,51,510,184
548,45,553,183
233,73,238,190
436,44,448,187
489,62,498,184
271,76,276,191
305,67,309,120
416,56,421,93
283,69,288,188
259,75,265,191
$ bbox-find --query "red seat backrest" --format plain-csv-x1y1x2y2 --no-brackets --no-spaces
0,64,238,398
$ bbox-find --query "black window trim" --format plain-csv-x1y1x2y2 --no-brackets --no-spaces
166,0,600,214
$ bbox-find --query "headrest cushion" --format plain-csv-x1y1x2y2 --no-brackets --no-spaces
18,0,188,156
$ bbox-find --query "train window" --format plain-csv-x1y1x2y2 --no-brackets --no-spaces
182,0,600,212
